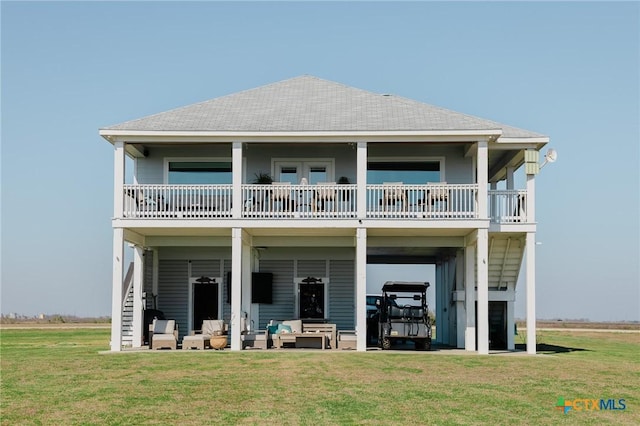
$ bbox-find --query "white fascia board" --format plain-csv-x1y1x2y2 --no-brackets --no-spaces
365,219,489,230
252,236,354,247
496,137,549,145
368,236,465,247
145,236,231,247
489,223,537,233
99,129,503,143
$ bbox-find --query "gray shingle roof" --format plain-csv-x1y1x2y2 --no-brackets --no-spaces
103,75,545,138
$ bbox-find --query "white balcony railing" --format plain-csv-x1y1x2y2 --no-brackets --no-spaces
123,184,232,218
488,190,528,223
121,184,526,223
366,184,478,219
241,183,356,218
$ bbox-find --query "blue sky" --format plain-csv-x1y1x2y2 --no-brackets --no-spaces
1,1,638,321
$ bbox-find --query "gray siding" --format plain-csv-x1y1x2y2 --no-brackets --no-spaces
157,260,188,339
136,145,232,184
297,259,326,277
135,143,472,186
257,260,294,329
329,260,355,330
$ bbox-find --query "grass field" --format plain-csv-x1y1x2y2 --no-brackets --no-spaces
1,328,638,425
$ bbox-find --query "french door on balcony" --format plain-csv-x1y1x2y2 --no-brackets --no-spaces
274,160,334,184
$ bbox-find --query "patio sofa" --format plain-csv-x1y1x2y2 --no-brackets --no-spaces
269,320,337,349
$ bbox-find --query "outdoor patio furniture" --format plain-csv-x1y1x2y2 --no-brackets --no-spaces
424,182,449,213
312,182,336,212
271,320,337,349
150,319,178,350
382,182,406,211
338,330,357,350
270,182,293,211
182,319,226,350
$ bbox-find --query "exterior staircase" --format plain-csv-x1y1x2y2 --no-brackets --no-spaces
121,262,135,347
488,236,525,289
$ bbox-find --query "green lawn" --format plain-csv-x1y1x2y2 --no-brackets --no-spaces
1,328,638,425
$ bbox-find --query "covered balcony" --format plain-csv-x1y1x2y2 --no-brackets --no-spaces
121,183,528,223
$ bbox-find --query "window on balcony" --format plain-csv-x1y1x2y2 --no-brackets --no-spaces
367,160,441,184
167,161,232,184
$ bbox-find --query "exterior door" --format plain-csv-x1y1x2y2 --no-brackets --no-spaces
192,281,219,329
274,160,333,184
299,282,325,319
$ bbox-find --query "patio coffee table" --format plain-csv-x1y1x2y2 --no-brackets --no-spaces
294,333,326,350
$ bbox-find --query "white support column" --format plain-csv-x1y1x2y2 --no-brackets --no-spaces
113,141,125,218
507,300,515,351
477,228,489,354
447,256,457,345
434,260,444,344
110,228,124,351
152,249,159,308
231,228,243,350
232,142,243,219
355,227,367,351
455,249,465,348
132,246,144,348
356,142,367,219
241,238,252,334
477,140,488,220
464,242,476,351
526,232,536,354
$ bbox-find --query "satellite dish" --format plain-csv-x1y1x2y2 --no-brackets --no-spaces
545,148,558,163
540,148,558,169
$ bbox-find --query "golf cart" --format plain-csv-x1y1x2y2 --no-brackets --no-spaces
378,281,432,351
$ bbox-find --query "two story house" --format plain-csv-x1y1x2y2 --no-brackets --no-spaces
100,75,548,354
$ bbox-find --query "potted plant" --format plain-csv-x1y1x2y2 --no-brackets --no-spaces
253,171,273,184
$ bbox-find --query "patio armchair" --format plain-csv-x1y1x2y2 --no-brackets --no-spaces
270,182,293,211
382,182,406,212
312,182,336,212
424,182,449,213
150,319,178,350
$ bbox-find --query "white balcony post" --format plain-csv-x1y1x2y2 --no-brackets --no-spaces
477,140,488,220
113,141,125,218
476,228,489,354
356,142,367,219
356,227,367,351
132,245,144,348
526,232,537,354
526,173,536,223
232,142,243,219
464,241,476,351
110,228,124,351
